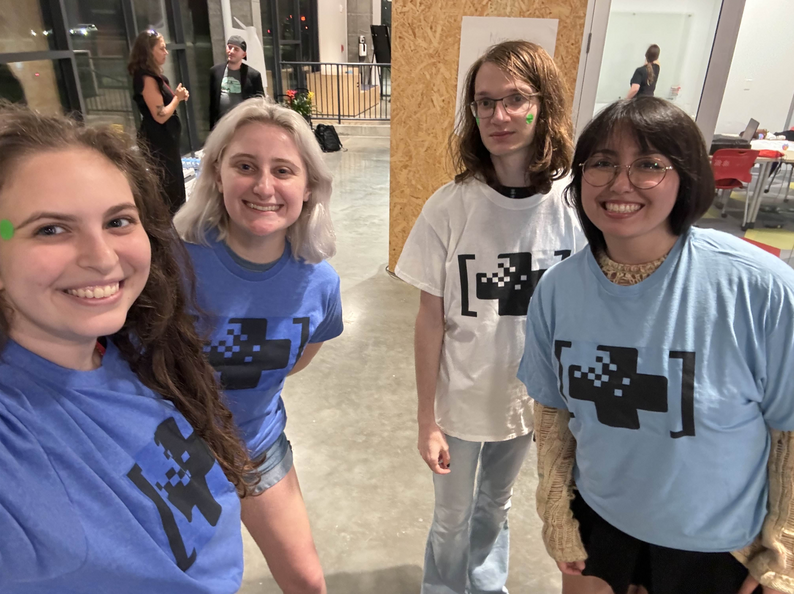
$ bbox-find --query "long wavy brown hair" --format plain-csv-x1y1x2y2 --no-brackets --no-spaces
127,30,164,77
451,40,573,194
0,105,253,496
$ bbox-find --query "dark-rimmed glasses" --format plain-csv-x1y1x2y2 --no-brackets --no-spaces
581,156,674,189
469,93,540,119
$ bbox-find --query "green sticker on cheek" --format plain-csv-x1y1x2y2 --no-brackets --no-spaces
0,219,13,241
476,117,480,126
526,113,534,124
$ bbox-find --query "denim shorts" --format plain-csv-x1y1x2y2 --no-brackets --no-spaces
248,431,294,496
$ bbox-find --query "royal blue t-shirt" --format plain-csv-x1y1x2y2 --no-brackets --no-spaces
0,341,243,594
185,236,344,458
519,228,794,552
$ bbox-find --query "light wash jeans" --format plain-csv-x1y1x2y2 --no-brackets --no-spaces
421,432,533,594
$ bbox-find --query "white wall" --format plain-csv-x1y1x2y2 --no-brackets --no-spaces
318,0,347,63
593,0,721,119
714,0,794,135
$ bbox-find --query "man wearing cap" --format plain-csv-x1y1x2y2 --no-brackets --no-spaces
209,35,265,129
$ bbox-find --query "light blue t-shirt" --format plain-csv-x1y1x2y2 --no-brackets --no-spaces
519,227,794,552
185,236,344,458
0,340,243,594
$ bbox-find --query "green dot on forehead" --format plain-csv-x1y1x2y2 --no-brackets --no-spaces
0,219,13,241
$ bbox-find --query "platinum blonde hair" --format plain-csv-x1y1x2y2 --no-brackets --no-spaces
174,98,335,263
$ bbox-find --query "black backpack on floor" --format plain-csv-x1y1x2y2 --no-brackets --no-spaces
314,124,342,153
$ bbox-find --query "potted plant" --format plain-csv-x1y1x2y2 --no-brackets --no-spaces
282,88,314,127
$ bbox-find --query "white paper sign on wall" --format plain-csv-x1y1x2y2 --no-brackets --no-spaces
455,16,559,127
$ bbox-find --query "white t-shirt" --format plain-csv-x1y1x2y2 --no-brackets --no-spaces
396,177,586,441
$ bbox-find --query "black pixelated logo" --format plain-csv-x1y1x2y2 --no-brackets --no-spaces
476,253,541,316
203,317,310,389
127,417,221,571
555,342,696,438
459,250,571,317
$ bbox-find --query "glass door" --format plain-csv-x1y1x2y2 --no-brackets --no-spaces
574,0,747,140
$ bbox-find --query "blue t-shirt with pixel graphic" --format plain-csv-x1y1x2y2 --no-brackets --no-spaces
185,235,344,458
0,340,243,594
519,227,794,552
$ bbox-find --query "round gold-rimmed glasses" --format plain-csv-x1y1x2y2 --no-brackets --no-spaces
581,156,674,189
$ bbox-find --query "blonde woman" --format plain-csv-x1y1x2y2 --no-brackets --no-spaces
175,98,341,594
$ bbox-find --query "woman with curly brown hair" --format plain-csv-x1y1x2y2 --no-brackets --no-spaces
395,40,586,593
0,106,251,594
128,29,189,215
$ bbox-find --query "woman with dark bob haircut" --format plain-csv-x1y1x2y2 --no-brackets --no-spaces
396,41,586,593
519,97,794,594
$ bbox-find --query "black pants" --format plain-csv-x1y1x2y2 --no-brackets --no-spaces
149,144,186,216
138,127,186,217
571,491,762,594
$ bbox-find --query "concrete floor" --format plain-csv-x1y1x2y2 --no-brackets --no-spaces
238,136,561,593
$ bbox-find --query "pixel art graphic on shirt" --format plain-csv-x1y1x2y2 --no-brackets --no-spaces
127,417,223,571
567,346,668,429
476,252,542,316
203,317,310,389
555,342,697,438
459,250,572,317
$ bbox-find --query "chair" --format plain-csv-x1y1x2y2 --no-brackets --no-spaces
711,149,759,218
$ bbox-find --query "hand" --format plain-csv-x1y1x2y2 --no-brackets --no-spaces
737,575,783,594
418,422,450,474
557,560,586,576
175,83,189,102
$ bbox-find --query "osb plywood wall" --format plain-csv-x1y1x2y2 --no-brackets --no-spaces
388,0,588,270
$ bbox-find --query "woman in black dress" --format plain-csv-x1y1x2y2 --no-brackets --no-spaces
128,30,189,215
626,44,660,99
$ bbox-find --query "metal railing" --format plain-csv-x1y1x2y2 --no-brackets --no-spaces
280,61,391,122
74,54,136,128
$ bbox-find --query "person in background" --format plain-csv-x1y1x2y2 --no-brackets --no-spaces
209,36,265,130
128,29,189,216
520,97,794,594
0,106,250,594
626,44,660,99
396,40,585,594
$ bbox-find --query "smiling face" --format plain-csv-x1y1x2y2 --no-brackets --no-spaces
473,61,540,161
581,128,680,256
0,148,151,355
217,121,310,260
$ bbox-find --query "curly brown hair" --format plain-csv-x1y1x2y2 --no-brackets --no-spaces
0,105,253,496
127,30,164,77
451,40,574,194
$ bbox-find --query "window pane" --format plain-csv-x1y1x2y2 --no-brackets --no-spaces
178,0,213,143
299,0,318,62
134,0,172,42
261,2,277,93
594,1,722,119
278,0,297,40
66,0,136,134
0,60,68,114
0,0,57,53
